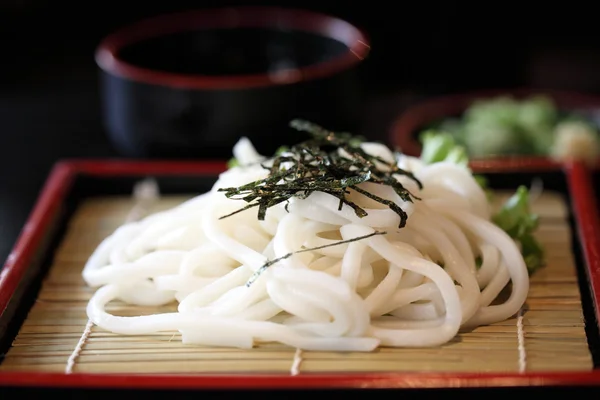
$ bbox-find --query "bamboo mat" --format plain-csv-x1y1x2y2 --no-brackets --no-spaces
0,191,594,374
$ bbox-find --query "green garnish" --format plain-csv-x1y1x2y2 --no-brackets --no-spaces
492,185,545,274
421,95,599,160
227,157,239,169
275,145,290,155
218,119,422,228
473,175,488,188
420,130,468,167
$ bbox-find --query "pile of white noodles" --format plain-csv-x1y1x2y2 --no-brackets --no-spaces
83,138,529,351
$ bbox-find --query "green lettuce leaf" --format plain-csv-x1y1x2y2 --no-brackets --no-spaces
492,185,545,274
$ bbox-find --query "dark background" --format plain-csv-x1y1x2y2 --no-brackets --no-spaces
2,0,600,293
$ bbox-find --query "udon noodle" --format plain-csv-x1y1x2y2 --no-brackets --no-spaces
83,139,529,351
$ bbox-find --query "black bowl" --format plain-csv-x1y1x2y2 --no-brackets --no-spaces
96,7,371,159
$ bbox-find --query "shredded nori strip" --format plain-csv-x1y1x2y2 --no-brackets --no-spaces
246,230,386,287
218,119,422,228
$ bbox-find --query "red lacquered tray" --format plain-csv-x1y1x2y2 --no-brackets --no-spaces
0,159,599,390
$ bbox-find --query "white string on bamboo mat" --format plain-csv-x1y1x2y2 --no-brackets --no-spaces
516,307,527,373
65,178,160,374
290,348,303,376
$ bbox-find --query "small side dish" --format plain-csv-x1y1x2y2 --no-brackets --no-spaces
418,95,600,164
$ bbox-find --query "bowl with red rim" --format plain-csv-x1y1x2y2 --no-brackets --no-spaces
389,88,600,165
96,7,370,159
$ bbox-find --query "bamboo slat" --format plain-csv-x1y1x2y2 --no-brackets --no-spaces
0,191,594,374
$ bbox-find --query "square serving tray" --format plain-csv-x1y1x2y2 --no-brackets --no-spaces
0,158,599,390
